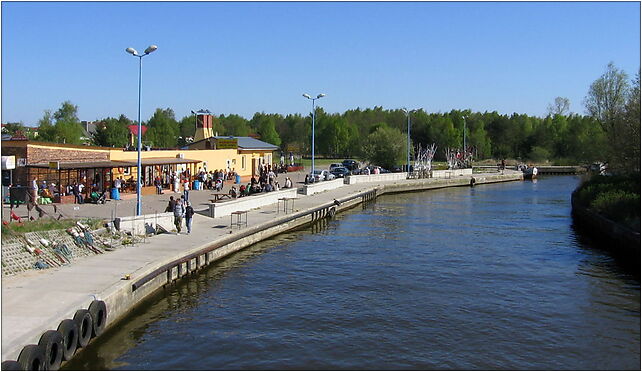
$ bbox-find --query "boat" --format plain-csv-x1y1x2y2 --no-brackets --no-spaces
518,164,538,180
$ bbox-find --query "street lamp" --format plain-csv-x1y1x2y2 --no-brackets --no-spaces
402,108,418,175
302,93,325,176
462,115,467,152
126,44,157,216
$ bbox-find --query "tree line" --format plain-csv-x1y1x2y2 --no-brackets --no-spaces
4,62,639,170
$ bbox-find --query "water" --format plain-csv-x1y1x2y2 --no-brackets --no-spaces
65,176,640,370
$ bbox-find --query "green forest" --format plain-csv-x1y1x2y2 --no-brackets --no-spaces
5,63,640,171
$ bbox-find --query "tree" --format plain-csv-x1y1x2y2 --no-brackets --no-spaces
220,114,251,137
547,97,571,116
54,101,80,123
622,70,641,171
318,117,354,157
257,117,282,146
92,115,131,147
34,102,84,144
584,62,630,133
584,62,633,172
144,108,179,148
362,126,407,169
36,110,56,142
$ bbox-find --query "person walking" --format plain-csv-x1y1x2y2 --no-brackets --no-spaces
173,197,185,234
173,173,180,193
30,176,39,204
165,196,176,213
72,182,82,204
154,176,162,195
183,179,190,201
185,201,194,234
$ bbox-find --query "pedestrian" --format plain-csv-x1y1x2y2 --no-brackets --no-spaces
114,176,122,193
72,182,82,204
185,201,194,234
78,181,85,203
165,196,176,213
173,197,185,234
30,176,39,204
173,173,180,193
183,179,190,201
154,176,162,195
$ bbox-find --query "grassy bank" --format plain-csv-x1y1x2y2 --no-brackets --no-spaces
1,218,103,238
574,173,640,231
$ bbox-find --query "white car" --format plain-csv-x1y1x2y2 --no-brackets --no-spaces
311,169,336,182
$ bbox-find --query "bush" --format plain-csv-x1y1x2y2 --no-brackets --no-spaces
575,173,641,231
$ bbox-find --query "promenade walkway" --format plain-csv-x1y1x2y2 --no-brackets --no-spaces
1,170,522,364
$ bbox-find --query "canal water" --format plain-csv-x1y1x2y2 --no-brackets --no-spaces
64,176,640,370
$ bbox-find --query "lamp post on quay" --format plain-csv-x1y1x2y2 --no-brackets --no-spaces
402,108,418,175
462,115,467,153
125,44,157,216
302,93,325,176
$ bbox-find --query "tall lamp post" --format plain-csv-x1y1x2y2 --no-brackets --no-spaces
462,115,467,152
126,44,158,216
402,108,418,175
302,93,325,175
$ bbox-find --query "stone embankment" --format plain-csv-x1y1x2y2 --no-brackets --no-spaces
1,171,522,369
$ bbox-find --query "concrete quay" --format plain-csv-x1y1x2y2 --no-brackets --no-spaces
1,170,522,367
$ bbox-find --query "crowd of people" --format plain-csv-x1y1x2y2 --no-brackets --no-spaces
148,168,239,196
229,166,293,198
25,176,108,205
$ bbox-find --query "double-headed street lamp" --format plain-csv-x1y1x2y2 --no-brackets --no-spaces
125,44,157,216
302,93,325,175
402,108,418,175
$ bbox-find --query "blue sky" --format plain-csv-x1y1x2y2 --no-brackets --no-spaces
2,1,640,125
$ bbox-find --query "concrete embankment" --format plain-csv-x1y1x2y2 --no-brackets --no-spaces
1,171,521,368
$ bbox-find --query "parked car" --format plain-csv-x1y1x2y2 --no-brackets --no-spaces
365,165,390,174
330,166,351,178
342,159,359,171
311,169,336,182
329,163,343,171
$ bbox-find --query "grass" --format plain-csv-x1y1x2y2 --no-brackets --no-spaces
1,218,104,237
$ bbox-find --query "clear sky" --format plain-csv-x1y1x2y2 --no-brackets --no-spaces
1,1,640,125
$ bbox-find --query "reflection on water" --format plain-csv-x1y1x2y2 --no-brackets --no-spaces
64,176,640,370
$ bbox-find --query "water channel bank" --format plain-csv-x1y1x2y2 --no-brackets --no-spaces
1,171,522,368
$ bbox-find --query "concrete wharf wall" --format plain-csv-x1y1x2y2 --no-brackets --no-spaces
301,178,345,195
1,171,522,366
207,188,298,218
